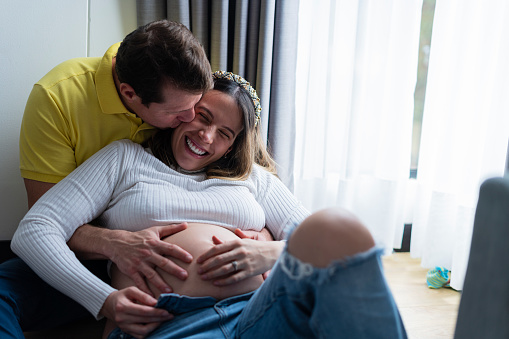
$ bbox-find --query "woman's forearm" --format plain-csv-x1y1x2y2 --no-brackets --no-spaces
11,220,116,318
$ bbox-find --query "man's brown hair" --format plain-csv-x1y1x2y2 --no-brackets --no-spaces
115,20,213,105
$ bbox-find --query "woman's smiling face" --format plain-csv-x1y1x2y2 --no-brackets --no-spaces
171,90,244,171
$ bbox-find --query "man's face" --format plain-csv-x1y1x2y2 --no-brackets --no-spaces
131,82,203,129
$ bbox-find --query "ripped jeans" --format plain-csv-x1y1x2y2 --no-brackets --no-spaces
108,245,406,339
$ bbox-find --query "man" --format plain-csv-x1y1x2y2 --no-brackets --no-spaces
0,20,212,338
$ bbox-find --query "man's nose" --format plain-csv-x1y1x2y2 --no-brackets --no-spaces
178,107,195,123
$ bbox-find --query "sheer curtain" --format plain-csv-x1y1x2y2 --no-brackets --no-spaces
294,0,423,251
295,0,509,290
411,0,509,290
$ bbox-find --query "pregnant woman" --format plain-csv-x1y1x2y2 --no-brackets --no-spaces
12,72,407,339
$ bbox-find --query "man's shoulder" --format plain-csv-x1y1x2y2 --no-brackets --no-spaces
37,56,102,89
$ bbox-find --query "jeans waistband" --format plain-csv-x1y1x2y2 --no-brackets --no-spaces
155,291,255,314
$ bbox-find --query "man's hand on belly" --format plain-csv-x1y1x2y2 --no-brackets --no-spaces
108,223,193,296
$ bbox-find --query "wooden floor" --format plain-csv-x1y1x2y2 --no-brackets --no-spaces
383,252,461,339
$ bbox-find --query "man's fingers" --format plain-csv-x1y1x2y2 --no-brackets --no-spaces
131,272,154,297
158,242,193,263
156,260,188,281
148,252,189,280
140,265,175,294
157,223,188,238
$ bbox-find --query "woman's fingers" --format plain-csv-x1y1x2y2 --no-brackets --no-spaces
196,240,238,264
122,322,161,339
211,271,248,286
234,228,250,239
198,247,240,274
113,287,173,338
212,235,224,245
200,257,240,279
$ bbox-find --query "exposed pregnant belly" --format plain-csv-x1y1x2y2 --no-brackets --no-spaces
111,223,264,300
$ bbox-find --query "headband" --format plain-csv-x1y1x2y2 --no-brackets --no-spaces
212,71,261,126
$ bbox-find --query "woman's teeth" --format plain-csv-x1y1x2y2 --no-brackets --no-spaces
186,137,206,155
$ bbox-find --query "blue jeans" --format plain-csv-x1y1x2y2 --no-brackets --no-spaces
108,245,407,339
0,257,109,338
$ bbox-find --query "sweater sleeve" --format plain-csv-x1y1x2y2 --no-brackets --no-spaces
253,166,311,240
11,141,127,318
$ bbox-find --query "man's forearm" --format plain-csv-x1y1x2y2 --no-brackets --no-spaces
67,224,116,260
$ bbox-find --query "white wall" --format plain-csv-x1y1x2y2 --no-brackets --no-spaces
0,0,137,239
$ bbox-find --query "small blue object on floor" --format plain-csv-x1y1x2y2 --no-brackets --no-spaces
426,266,450,289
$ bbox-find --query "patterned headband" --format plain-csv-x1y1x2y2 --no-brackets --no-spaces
212,71,261,127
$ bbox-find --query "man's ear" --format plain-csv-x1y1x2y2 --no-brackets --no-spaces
118,83,139,104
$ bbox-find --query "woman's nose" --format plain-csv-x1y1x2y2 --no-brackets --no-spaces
199,126,214,143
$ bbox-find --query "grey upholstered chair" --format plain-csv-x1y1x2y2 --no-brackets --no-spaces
454,141,509,338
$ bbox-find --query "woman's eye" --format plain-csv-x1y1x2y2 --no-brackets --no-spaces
199,113,209,121
220,130,230,139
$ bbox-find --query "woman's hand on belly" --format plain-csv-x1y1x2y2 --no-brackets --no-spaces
236,227,274,241
196,234,285,286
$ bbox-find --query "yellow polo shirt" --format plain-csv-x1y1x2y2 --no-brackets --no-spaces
19,43,156,183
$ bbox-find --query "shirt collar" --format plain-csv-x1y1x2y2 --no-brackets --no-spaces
96,43,130,115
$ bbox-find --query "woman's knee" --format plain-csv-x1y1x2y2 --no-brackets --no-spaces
287,208,375,267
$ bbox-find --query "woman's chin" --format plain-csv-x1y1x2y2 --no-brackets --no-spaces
178,161,208,172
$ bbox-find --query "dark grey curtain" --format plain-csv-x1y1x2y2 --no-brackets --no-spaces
136,0,299,190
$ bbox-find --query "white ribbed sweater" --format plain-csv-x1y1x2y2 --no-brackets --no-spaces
11,140,309,318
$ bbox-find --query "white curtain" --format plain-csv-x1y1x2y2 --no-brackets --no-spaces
295,0,509,291
411,0,509,290
294,0,423,251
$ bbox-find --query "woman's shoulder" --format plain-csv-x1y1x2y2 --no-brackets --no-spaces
106,139,146,154
97,139,150,164
252,163,278,177
248,164,279,185
109,138,141,148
